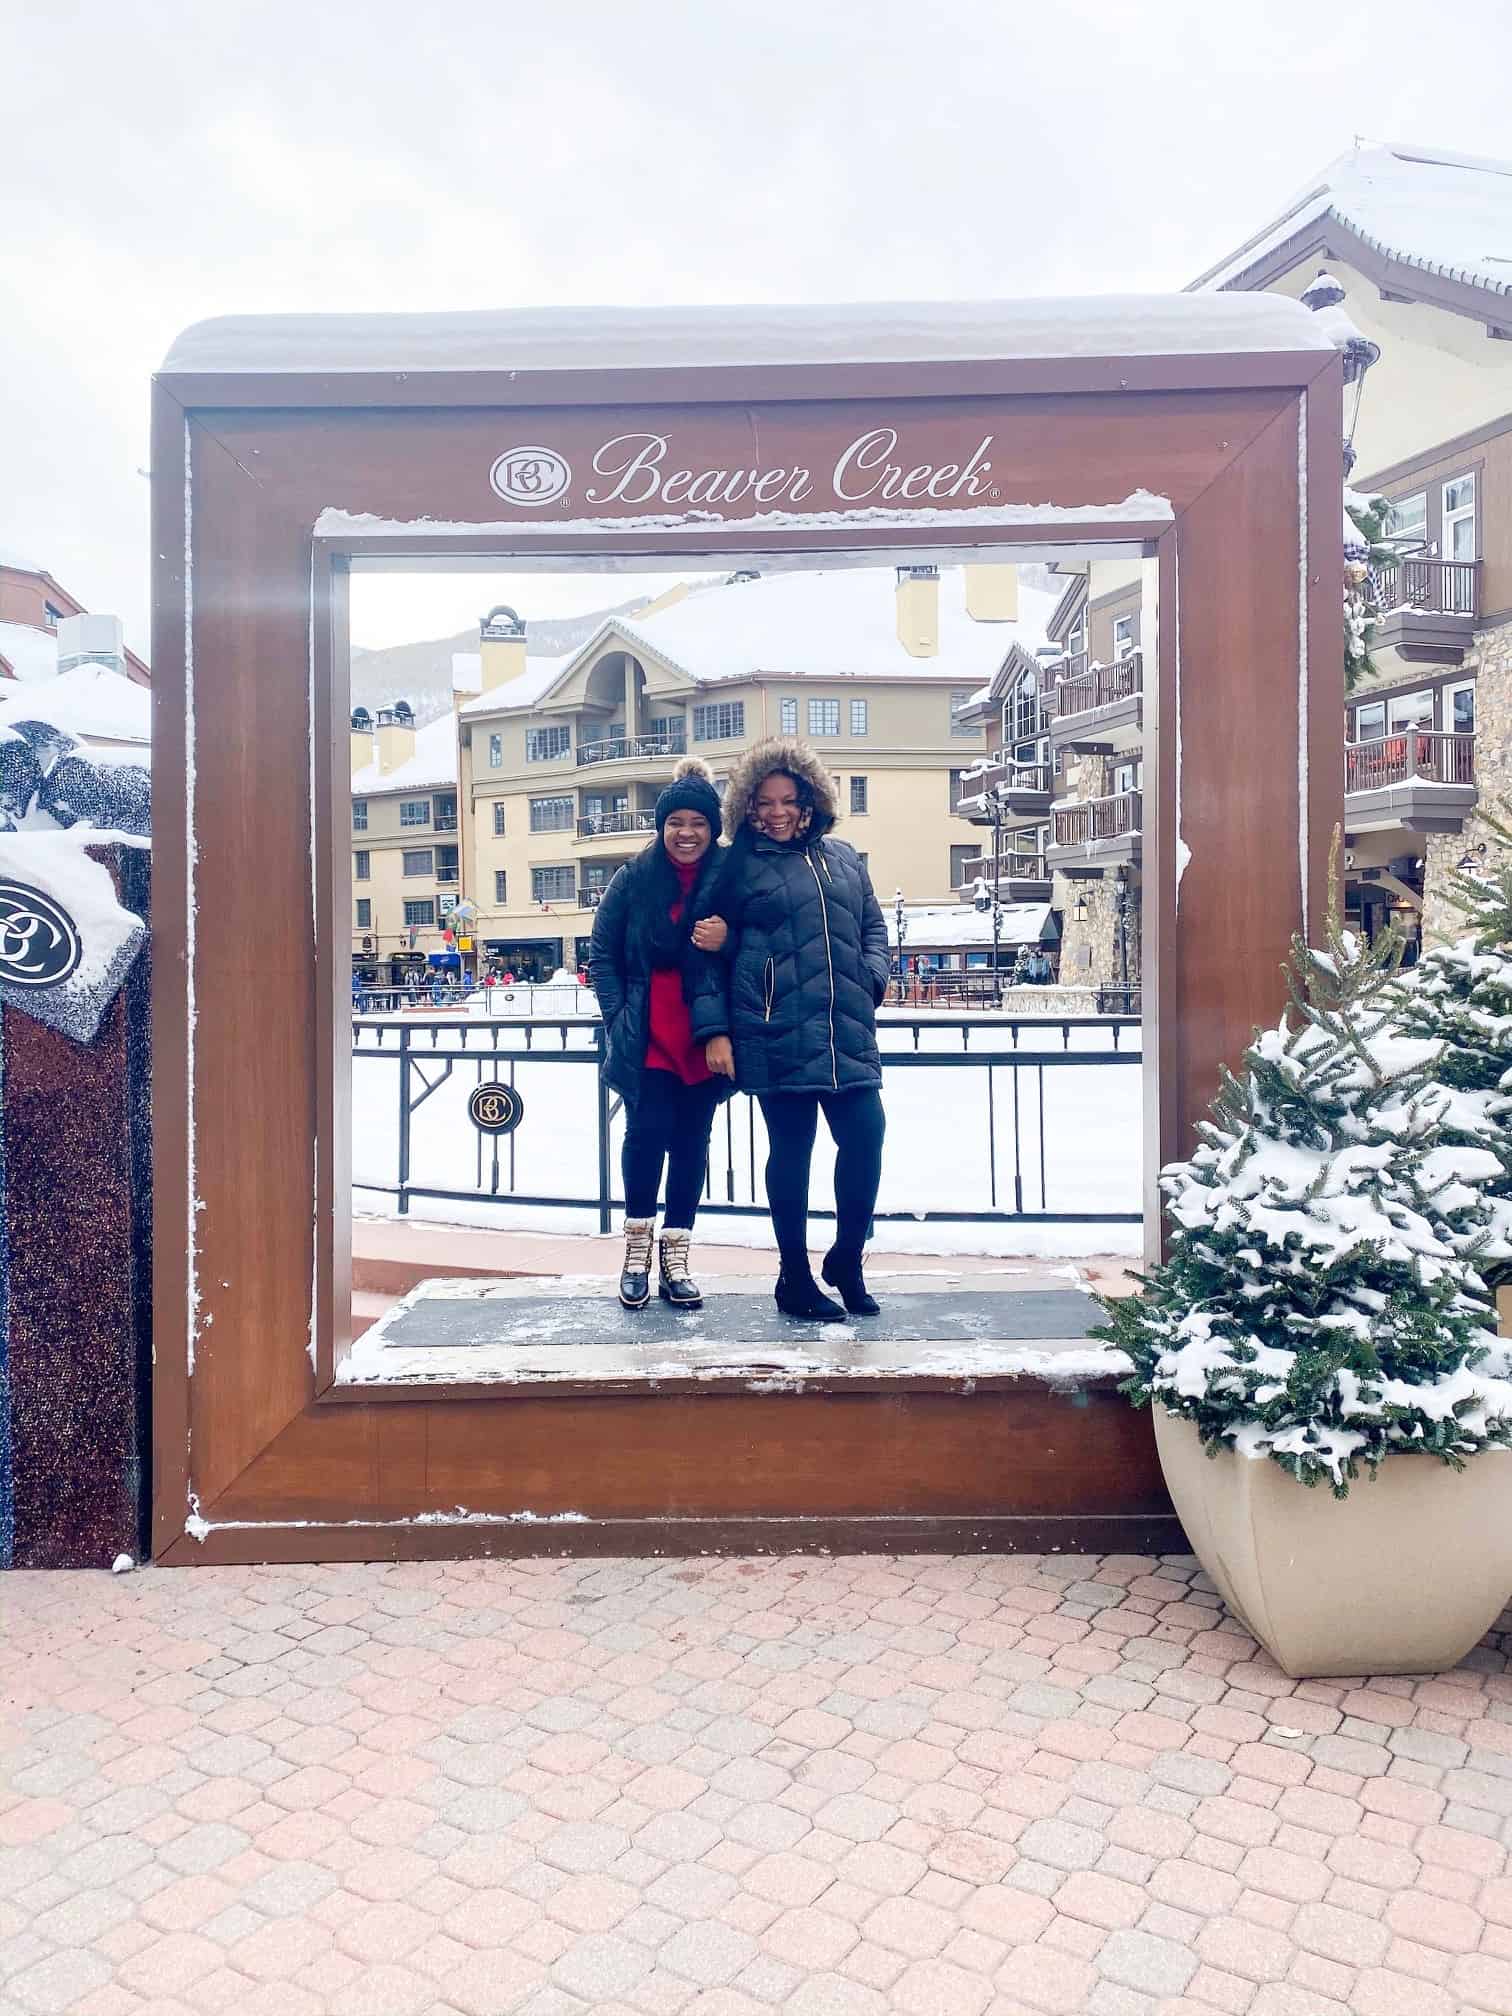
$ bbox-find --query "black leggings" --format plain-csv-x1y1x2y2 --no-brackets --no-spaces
757,1089,886,1276
622,1070,722,1228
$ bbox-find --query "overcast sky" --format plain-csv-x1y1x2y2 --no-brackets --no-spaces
5,0,1510,656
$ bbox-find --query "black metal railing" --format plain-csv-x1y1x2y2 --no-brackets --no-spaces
577,810,657,837
352,1014,1141,1230
577,730,688,767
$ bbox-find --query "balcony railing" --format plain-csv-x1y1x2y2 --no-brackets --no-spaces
1344,731,1475,794
576,809,657,838
433,816,458,833
1373,557,1480,620
577,730,688,767
1047,650,1143,720
580,887,606,909
435,868,459,885
957,854,1050,890
1053,790,1142,849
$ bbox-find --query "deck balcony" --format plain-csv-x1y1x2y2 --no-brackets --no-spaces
1045,650,1143,754
958,759,1055,829
576,729,688,769
1343,730,1476,834
954,853,1053,903
575,809,658,843
1047,790,1142,877
1371,558,1480,665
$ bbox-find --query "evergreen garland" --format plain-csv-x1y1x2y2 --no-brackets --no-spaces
1096,838,1511,1496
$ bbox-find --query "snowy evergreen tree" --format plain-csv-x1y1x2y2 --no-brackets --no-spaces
1390,802,1512,1293
1098,841,1511,1495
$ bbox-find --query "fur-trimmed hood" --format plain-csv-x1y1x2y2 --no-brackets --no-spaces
721,736,838,842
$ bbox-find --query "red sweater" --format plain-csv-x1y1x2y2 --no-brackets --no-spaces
645,858,712,1084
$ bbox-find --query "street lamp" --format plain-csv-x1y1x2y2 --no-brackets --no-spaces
894,887,907,999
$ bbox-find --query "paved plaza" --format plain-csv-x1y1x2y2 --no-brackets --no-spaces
5,1551,1512,2016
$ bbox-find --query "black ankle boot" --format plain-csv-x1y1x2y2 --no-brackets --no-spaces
822,1249,880,1316
774,1270,847,1322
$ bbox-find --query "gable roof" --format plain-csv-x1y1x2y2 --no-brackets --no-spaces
474,567,1063,716
1191,143,1512,312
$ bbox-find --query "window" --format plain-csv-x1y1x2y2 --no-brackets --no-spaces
809,699,840,737
1068,611,1087,657
42,602,63,629
532,866,575,903
780,697,798,735
494,870,508,904
950,844,977,889
399,798,430,827
1388,689,1433,733
488,733,503,769
403,899,436,928
355,898,371,929
1113,615,1137,661
1353,700,1386,742
1443,475,1476,561
352,799,368,831
354,849,370,881
436,846,459,885
1446,682,1476,735
529,795,574,833
692,701,744,742
850,699,869,737
402,848,434,877
526,725,571,762
950,769,968,813
1113,759,1142,797
647,714,681,740
582,863,614,896
1388,491,1427,544
492,802,506,836
950,691,977,738
1011,673,1038,742
433,793,457,831
850,776,869,815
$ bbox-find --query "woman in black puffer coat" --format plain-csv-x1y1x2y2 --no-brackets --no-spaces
689,737,889,1322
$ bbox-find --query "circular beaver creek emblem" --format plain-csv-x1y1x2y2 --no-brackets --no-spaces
0,879,83,989
489,446,571,508
469,1081,525,1135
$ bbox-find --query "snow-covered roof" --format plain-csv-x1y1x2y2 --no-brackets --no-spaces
457,651,572,719
888,902,1053,948
451,652,483,694
0,550,45,575
351,710,459,794
161,295,1332,376
0,662,150,746
472,569,1063,712
1192,142,1512,301
0,621,62,682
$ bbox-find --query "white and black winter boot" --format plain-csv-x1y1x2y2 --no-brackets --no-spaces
658,1229,703,1309
619,1218,655,1309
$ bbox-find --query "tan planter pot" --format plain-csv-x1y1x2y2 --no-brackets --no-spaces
1499,1285,1512,1339
1154,1408,1512,1679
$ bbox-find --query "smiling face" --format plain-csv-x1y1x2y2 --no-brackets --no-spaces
752,771,804,843
662,809,712,865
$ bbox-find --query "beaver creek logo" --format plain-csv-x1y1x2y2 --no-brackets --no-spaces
489,446,571,508
0,879,83,989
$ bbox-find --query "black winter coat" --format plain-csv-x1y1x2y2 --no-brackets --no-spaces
588,846,733,1108
690,832,889,1095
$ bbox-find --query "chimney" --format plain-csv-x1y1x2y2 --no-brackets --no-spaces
350,707,374,775
375,701,416,775
56,611,126,675
964,564,1019,623
480,605,528,690
894,566,939,658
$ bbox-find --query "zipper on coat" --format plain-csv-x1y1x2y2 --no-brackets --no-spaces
805,851,839,1090
763,956,775,1022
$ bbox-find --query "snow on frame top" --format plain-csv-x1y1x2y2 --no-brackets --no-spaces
160,295,1333,376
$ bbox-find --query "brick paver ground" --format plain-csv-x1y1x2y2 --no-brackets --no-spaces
5,1552,1512,2015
